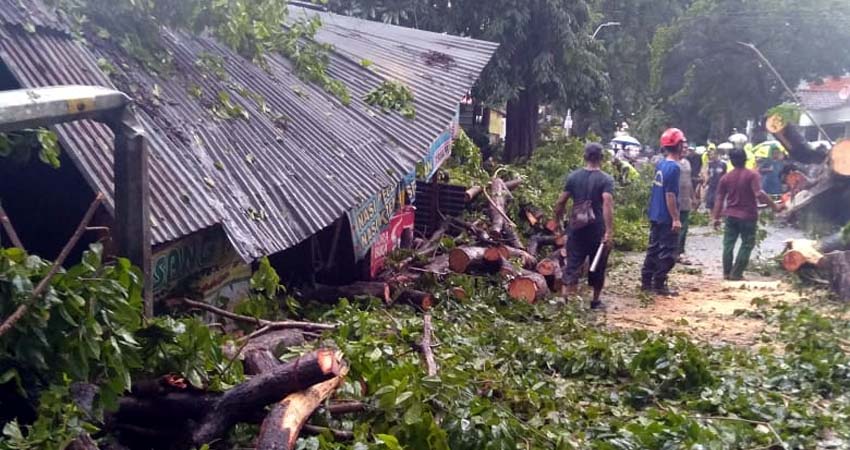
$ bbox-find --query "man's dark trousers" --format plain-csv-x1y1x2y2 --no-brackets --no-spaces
723,217,757,280
641,221,679,289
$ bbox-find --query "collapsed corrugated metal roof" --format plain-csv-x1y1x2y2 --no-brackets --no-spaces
0,1,498,261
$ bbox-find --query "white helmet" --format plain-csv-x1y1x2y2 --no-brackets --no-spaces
728,133,749,149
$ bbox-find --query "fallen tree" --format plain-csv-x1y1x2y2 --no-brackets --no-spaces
782,231,850,272
256,366,349,450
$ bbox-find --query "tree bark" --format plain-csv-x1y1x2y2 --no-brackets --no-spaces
192,350,343,446
766,115,827,165
449,247,501,273
505,89,539,162
822,251,850,301
503,246,537,270
420,313,439,377
489,177,509,236
305,282,391,304
394,290,437,311
255,368,348,450
244,349,280,376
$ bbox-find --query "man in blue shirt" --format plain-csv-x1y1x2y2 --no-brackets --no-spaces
641,128,685,296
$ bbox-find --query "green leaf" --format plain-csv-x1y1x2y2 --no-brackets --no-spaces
0,368,19,385
395,391,414,406
376,434,402,450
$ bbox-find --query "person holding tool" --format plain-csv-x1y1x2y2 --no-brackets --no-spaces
712,148,785,280
554,142,615,310
641,128,685,296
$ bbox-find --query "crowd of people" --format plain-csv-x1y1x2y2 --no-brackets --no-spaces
554,128,789,309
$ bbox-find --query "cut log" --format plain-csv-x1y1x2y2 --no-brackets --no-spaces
256,365,349,450
484,246,507,262
523,205,546,227
465,185,483,202
829,140,850,177
783,231,850,272
555,234,567,248
822,251,850,301
504,246,537,270
505,179,522,191
192,349,343,446
394,289,436,311
449,246,485,273
449,287,468,301
766,114,827,165
507,270,549,304
489,177,510,235
449,246,501,273
306,282,391,304
536,258,559,277
782,239,825,272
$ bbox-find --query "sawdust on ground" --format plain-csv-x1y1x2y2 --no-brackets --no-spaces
597,224,806,347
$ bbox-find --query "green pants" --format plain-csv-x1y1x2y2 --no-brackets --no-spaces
678,210,690,256
723,217,757,280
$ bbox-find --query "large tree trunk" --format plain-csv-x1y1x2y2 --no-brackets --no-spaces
192,350,344,446
505,89,539,162
256,371,348,450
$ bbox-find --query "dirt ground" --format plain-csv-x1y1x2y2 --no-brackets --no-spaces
598,223,806,346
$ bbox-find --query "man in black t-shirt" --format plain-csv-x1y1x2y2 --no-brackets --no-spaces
553,143,615,309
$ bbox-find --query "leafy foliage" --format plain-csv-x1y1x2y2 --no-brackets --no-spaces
50,0,350,103
0,245,242,449
0,130,61,169
364,81,416,119
293,282,850,450
766,103,803,128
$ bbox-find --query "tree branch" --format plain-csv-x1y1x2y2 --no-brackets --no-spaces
0,201,24,249
173,297,336,332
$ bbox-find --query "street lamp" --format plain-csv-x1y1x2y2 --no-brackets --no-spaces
592,21,621,40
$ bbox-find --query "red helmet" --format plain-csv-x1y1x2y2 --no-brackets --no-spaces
660,128,686,147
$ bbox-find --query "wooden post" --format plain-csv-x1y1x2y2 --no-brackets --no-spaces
111,113,152,317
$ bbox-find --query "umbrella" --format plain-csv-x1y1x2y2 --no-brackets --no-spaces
752,140,787,159
611,135,641,147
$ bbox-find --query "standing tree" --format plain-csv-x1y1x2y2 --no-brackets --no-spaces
326,0,609,161
650,0,850,143
591,0,694,143
469,0,609,161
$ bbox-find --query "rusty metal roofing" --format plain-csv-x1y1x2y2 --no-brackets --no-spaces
0,1,497,261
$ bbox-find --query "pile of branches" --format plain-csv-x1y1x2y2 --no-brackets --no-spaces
371,175,575,306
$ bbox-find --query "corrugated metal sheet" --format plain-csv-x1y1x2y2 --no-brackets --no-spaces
0,1,497,262
290,5,498,159
0,0,63,31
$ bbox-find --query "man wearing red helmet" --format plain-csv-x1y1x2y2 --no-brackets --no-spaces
641,128,686,296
